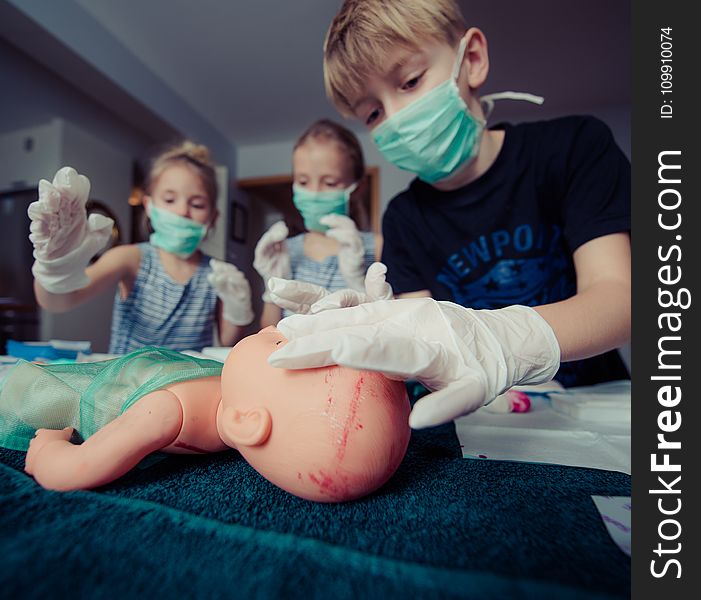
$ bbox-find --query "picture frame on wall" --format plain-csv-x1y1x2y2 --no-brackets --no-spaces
230,201,248,244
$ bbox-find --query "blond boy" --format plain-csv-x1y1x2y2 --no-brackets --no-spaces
269,0,630,429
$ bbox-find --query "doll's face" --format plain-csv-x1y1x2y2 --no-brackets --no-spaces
218,327,411,502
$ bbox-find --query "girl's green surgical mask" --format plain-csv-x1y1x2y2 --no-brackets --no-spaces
292,183,357,232
372,38,544,184
148,204,209,258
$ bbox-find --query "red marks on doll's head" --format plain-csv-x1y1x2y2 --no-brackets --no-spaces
307,470,348,500
335,374,364,462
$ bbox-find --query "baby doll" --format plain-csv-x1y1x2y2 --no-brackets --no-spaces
0,328,410,502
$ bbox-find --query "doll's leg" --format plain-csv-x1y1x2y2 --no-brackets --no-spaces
24,389,183,491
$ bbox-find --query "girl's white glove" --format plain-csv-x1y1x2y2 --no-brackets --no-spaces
29,167,113,293
267,262,393,314
253,221,291,302
269,297,560,429
319,214,365,291
207,259,255,325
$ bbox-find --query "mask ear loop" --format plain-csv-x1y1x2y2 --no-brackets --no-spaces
343,181,359,215
480,92,545,121
453,37,490,128
452,37,469,81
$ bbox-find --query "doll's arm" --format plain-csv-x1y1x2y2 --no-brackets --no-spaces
24,388,183,491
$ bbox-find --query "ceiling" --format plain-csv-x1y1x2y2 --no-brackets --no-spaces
30,0,632,146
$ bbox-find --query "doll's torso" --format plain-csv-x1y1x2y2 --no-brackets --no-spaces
160,376,229,454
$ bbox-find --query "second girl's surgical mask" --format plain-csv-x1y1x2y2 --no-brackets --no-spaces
372,38,543,184
149,204,208,257
292,183,357,232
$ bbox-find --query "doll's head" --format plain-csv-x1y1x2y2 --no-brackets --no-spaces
217,326,410,502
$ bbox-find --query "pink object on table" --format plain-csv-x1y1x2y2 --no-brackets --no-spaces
508,390,531,413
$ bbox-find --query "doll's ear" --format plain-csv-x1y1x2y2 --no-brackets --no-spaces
218,406,272,448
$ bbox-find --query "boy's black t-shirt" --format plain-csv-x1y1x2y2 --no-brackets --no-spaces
381,116,631,387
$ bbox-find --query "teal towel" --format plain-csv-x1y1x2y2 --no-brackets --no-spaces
0,408,629,598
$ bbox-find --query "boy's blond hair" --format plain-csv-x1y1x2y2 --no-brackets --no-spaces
323,0,467,116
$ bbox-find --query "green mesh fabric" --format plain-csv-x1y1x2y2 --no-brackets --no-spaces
0,347,223,451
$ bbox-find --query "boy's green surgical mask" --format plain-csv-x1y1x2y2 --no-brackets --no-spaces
372,38,544,184
148,204,209,258
292,183,357,232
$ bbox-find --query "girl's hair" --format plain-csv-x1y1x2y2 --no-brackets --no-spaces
146,140,218,205
293,119,365,182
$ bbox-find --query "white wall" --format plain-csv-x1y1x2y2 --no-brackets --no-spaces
0,39,153,352
0,38,153,158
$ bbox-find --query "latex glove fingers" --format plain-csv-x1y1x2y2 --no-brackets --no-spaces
28,176,89,261
253,220,289,262
320,214,362,248
307,288,368,313
270,323,440,380
207,259,254,325
84,212,114,253
275,300,398,341
363,262,393,301
208,259,248,291
52,166,91,202
268,326,408,375
306,262,393,314
267,277,329,314
319,214,365,290
408,377,488,429
253,221,291,297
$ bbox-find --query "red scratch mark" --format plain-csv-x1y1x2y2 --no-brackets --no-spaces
308,470,347,499
336,375,363,462
173,441,209,453
478,454,488,459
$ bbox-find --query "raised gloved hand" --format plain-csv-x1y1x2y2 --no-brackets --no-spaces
207,259,255,325
267,262,393,314
253,221,291,302
268,297,560,429
28,167,114,294
319,214,365,291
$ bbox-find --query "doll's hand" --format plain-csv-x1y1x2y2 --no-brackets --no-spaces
207,259,255,325
24,427,74,476
269,298,560,429
268,262,393,314
319,214,365,292
253,221,291,301
28,167,113,293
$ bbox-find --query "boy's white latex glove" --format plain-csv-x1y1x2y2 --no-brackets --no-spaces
253,220,291,302
207,259,255,325
267,262,393,314
28,167,114,294
319,214,365,292
269,297,560,429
